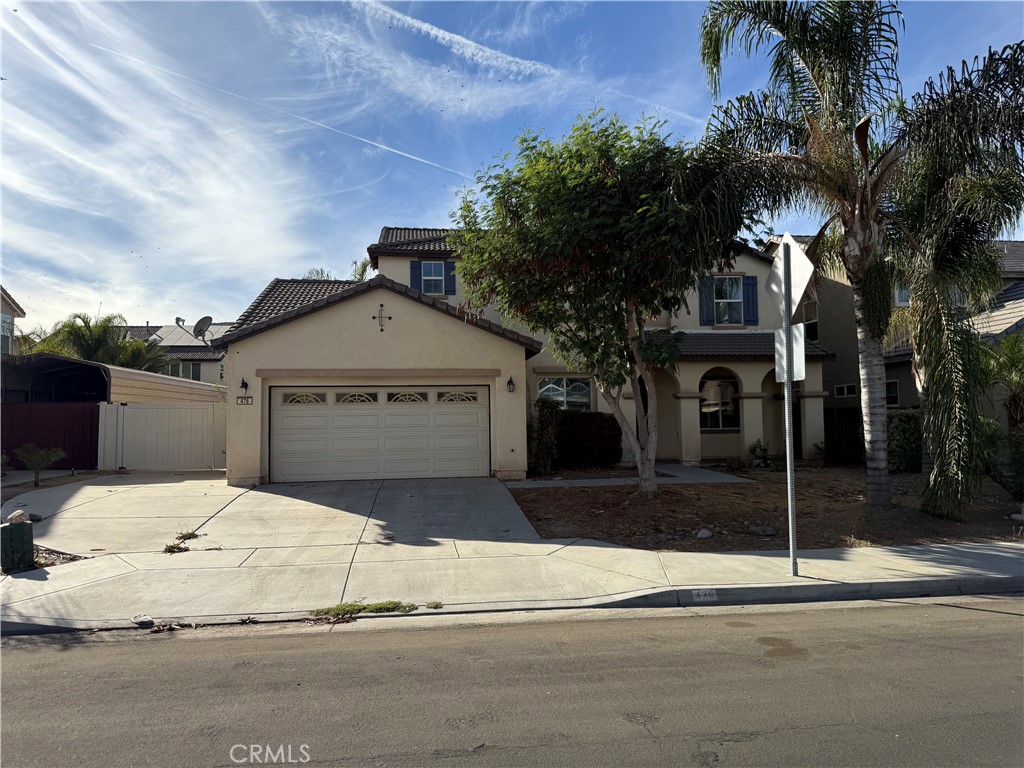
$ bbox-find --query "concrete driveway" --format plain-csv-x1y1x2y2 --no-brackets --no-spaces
3,472,539,557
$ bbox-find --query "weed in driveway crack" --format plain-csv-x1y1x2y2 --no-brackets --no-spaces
310,600,418,623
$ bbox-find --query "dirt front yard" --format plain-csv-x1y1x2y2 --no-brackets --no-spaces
511,468,1024,552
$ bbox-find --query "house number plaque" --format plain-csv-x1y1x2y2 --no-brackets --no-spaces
237,396,254,405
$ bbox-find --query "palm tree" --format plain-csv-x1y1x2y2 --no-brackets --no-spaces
984,333,1024,432
700,1,1024,512
35,312,169,373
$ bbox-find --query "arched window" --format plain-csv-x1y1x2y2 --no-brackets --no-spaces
699,376,740,431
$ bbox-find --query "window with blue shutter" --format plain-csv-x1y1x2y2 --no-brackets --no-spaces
742,275,758,326
698,278,714,326
410,261,422,291
443,261,456,296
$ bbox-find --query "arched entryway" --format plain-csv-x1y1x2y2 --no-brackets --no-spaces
698,366,742,460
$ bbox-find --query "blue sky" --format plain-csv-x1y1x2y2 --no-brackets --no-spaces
3,1,1023,330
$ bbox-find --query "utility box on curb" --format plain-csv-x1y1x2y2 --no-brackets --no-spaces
1,521,35,573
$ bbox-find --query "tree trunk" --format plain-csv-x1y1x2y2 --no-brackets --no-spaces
599,382,658,496
852,283,892,507
914,364,933,475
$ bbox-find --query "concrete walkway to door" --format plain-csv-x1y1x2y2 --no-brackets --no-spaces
2,471,1022,633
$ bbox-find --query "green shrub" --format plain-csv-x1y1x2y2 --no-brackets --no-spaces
749,438,771,467
556,410,622,469
532,397,562,475
13,443,67,487
886,409,922,474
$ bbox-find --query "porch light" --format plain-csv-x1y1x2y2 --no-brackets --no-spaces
240,378,249,393
506,377,515,393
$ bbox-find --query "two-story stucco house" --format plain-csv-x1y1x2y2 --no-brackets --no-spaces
212,227,833,486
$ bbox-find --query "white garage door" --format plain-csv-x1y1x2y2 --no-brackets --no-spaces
270,386,490,482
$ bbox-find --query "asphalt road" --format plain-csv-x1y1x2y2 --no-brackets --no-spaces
2,598,1022,768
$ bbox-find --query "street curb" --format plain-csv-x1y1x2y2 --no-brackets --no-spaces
4,573,1021,635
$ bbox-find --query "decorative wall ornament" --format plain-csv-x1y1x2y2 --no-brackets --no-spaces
372,303,393,332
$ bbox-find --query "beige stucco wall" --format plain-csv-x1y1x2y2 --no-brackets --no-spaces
222,287,530,486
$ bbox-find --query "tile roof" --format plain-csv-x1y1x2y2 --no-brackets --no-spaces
163,346,225,362
887,279,1024,361
227,279,360,333
213,274,543,356
124,325,157,341
367,227,455,268
647,329,835,362
996,240,1024,278
974,279,1024,341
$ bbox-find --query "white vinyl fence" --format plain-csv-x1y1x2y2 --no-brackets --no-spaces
98,402,226,471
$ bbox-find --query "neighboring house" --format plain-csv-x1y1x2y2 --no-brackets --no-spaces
1,286,26,355
212,227,834,486
787,238,1024,462
126,322,232,384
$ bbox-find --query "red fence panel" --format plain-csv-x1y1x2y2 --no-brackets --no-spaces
1,403,100,470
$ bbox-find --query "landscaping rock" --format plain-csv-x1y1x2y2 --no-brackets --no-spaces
696,528,713,539
749,525,777,536
1010,513,1024,522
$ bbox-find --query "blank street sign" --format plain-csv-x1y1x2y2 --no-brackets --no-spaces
775,322,806,382
765,232,815,320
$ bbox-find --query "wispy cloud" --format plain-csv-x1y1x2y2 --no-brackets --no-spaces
1,3,322,328
477,1,588,47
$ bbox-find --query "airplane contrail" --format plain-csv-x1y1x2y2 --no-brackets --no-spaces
88,43,471,179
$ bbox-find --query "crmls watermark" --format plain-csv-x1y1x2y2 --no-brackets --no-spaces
229,744,311,764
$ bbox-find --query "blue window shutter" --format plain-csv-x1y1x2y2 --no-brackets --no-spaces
698,278,714,326
410,261,422,291
443,261,456,295
743,275,758,325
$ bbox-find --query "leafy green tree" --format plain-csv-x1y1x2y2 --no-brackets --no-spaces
452,111,780,493
981,333,1024,501
700,1,1024,512
302,267,335,279
35,312,169,373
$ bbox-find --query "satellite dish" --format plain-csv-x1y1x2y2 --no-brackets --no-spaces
193,316,213,340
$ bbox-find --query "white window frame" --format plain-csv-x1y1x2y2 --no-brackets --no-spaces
538,376,593,411
714,275,744,326
885,380,900,407
893,282,911,307
167,361,202,381
835,383,857,398
421,261,445,295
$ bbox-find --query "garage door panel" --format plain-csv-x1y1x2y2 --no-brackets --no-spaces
279,414,331,429
435,412,486,428
384,412,433,428
384,435,432,451
333,413,381,428
279,437,331,453
271,386,490,481
435,434,486,450
332,435,382,451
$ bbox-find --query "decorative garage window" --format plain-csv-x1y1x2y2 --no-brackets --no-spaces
283,392,326,404
387,391,428,403
438,391,479,403
336,392,378,404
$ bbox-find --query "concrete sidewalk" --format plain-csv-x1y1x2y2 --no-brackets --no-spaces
1,472,1021,633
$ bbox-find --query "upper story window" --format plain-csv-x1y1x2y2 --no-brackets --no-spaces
411,260,454,296
167,361,202,381
422,261,445,294
886,380,900,407
714,276,743,325
893,282,911,307
699,275,758,327
801,299,818,341
538,376,592,411
0,313,12,355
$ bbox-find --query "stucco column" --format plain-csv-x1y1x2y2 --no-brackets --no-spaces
800,393,826,463
740,393,765,462
801,364,826,463
677,393,702,464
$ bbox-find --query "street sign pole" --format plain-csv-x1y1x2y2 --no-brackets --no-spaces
782,242,799,577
